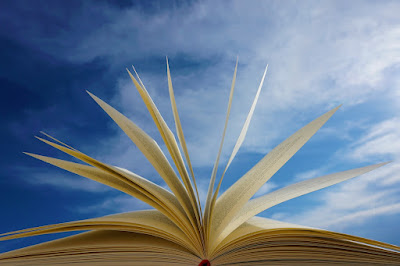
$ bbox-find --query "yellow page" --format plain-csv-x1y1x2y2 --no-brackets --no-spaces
214,162,389,244
210,105,340,246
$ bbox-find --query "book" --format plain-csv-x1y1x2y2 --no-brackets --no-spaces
1,59,399,265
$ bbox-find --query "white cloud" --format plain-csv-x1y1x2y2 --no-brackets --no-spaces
348,118,400,161
294,169,326,181
196,176,212,209
73,0,400,171
324,202,400,228
267,117,400,232
75,195,151,215
15,1,400,226
68,1,400,218
254,181,278,197
270,174,400,231
26,172,111,193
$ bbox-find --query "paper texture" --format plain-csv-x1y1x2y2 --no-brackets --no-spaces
211,105,341,242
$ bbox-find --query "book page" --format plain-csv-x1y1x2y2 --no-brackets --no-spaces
208,64,268,239
212,65,268,199
166,60,201,215
204,58,237,238
126,71,201,225
24,153,159,207
30,137,197,239
210,105,341,245
213,162,389,245
87,92,200,232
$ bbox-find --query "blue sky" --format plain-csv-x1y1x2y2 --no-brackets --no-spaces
1,0,400,252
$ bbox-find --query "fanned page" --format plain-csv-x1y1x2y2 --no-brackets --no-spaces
165,60,201,214
1,60,400,265
204,58,238,240
211,64,268,201
210,105,341,244
27,135,198,243
212,162,390,246
126,69,201,227
208,64,268,242
87,92,199,233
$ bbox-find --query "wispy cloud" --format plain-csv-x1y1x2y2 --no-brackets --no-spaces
75,195,151,216
269,117,400,232
8,0,398,176
71,0,400,172
7,1,400,232
254,182,278,198
348,118,400,162
25,171,111,193
294,169,327,182
323,202,400,228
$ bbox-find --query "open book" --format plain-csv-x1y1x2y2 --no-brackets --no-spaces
1,60,399,265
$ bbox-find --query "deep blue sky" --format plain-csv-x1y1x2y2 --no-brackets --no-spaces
1,0,400,253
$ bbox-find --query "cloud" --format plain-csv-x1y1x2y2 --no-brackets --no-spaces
68,0,400,170
7,0,399,172
323,202,400,228
254,181,278,198
294,169,326,182
267,117,400,232
269,168,400,230
348,118,400,162
7,1,400,228
75,195,151,215
25,171,111,193
196,176,212,209
22,167,152,215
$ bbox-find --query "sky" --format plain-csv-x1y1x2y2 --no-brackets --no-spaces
1,0,400,252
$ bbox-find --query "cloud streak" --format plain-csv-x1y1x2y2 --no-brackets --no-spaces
4,0,400,243
70,0,400,170
270,116,400,236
